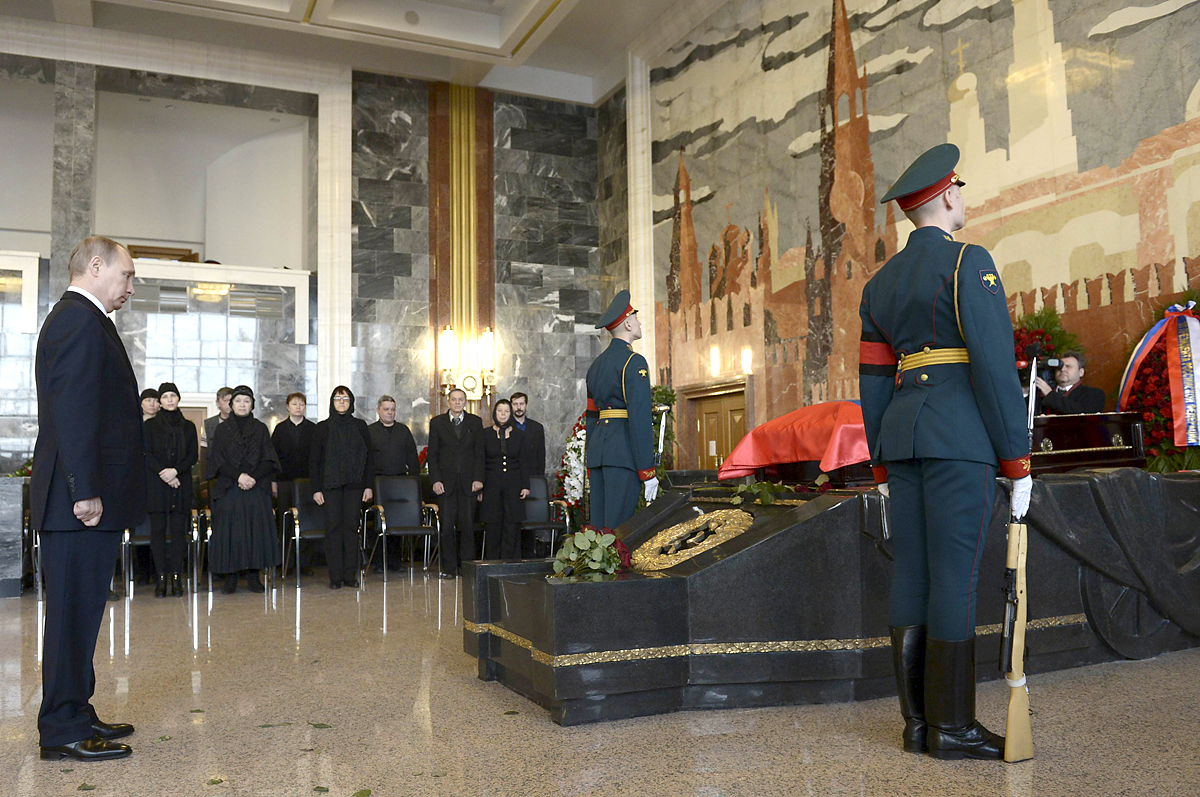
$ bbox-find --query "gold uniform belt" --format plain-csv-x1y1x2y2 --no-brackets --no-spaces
599,409,628,419
897,348,970,372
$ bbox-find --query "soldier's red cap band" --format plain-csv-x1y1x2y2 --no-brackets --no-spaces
859,341,896,366
999,456,1031,479
638,468,657,481
604,304,634,330
896,172,962,211
872,466,888,484
586,398,598,411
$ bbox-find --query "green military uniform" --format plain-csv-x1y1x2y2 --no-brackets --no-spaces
585,291,656,530
860,143,1030,760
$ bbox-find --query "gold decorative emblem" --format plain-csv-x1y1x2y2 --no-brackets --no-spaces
1111,432,1124,447
631,509,754,571
638,368,648,378
1020,456,1032,471
1039,438,1053,452
983,273,998,288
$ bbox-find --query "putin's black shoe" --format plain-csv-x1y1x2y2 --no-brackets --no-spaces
92,718,135,741
40,736,132,761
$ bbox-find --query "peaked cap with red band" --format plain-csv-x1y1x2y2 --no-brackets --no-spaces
880,143,966,212
596,288,637,331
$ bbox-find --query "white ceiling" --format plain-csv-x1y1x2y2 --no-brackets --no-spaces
0,0,714,104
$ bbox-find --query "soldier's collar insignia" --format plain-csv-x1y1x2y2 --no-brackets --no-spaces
979,268,1000,294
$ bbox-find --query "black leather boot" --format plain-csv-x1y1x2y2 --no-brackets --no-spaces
890,625,927,753
221,574,238,594
925,637,1004,760
170,573,184,596
154,575,167,598
245,570,265,594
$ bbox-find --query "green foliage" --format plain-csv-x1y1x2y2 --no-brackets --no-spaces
729,480,794,506
552,527,621,579
1147,446,1200,473
1018,307,1082,356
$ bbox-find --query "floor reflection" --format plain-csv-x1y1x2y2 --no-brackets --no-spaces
1,570,1197,797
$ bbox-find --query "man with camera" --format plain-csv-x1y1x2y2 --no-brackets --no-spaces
1035,351,1105,415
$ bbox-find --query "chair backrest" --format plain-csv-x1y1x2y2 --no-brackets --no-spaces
521,475,552,523
374,476,424,529
129,516,152,543
291,478,325,535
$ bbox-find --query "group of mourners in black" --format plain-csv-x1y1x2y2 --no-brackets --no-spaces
135,382,547,595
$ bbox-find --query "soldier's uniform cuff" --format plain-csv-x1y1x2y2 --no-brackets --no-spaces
999,456,1031,479
638,468,656,481
585,398,599,420
871,466,888,484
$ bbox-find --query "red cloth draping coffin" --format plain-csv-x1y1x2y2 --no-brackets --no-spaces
716,401,870,480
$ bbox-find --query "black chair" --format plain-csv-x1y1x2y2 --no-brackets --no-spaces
121,518,153,596
519,475,570,558
366,476,437,581
191,504,212,594
282,478,325,588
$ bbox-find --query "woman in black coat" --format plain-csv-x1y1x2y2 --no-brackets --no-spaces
310,386,374,589
205,385,281,594
143,382,197,597
478,399,530,560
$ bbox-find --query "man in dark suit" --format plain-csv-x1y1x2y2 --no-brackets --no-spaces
427,388,483,578
1035,351,1105,414
201,386,233,449
368,395,420,479
509,392,545,477
33,236,145,761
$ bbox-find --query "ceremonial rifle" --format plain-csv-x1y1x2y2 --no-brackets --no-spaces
999,357,1036,762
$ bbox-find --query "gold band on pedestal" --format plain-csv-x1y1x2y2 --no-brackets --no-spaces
463,613,1088,668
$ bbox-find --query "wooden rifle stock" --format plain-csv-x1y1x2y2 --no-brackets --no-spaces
1002,519,1034,762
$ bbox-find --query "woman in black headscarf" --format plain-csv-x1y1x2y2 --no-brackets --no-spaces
479,399,530,560
310,386,374,589
143,382,198,596
205,385,281,594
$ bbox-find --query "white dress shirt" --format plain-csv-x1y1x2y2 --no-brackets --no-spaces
67,285,114,320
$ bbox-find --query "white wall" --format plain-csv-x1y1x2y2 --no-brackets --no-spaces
205,125,307,270
0,78,53,257
94,92,307,258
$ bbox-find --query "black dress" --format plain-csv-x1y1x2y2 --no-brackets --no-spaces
310,392,374,585
206,413,281,574
144,409,198,578
479,423,530,560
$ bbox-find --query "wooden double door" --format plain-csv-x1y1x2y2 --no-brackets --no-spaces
693,391,745,470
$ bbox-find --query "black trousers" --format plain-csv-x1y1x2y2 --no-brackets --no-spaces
322,487,362,584
437,486,476,574
480,479,522,561
149,510,188,577
38,529,122,746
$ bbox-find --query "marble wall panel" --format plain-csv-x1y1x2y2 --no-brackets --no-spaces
494,94,599,473
597,89,629,312
49,61,96,302
95,68,318,116
351,71,432,438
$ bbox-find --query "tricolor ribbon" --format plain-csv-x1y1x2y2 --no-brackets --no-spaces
1118,301,1200,447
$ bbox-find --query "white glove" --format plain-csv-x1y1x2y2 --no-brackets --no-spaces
877,483,890,499
643,476,659,503
1010,475,1033,520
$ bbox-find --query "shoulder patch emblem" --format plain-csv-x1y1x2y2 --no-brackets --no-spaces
979,268,1000,294
638,368,648,379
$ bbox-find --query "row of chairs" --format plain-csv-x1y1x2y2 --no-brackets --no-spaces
108,473,570,594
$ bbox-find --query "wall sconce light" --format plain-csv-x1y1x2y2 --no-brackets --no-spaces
192,282,231,302
438,325,497,402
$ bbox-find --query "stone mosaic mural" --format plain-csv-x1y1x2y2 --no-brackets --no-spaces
651,0,1200,434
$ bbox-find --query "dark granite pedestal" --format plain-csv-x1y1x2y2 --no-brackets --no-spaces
464,469,1200,725
0,477,25,598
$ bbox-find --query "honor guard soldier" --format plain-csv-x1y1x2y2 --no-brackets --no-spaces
585,290,659,529
859,144,1033,761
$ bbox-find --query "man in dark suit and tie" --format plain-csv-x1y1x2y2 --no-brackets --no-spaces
1035,351,1106,415
427,388,483,578
509,392,546,477
33,236,145,761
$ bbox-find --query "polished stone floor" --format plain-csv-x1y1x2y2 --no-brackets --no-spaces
1,572,1197,797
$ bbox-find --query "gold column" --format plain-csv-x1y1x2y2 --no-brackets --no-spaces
449,84,477,348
